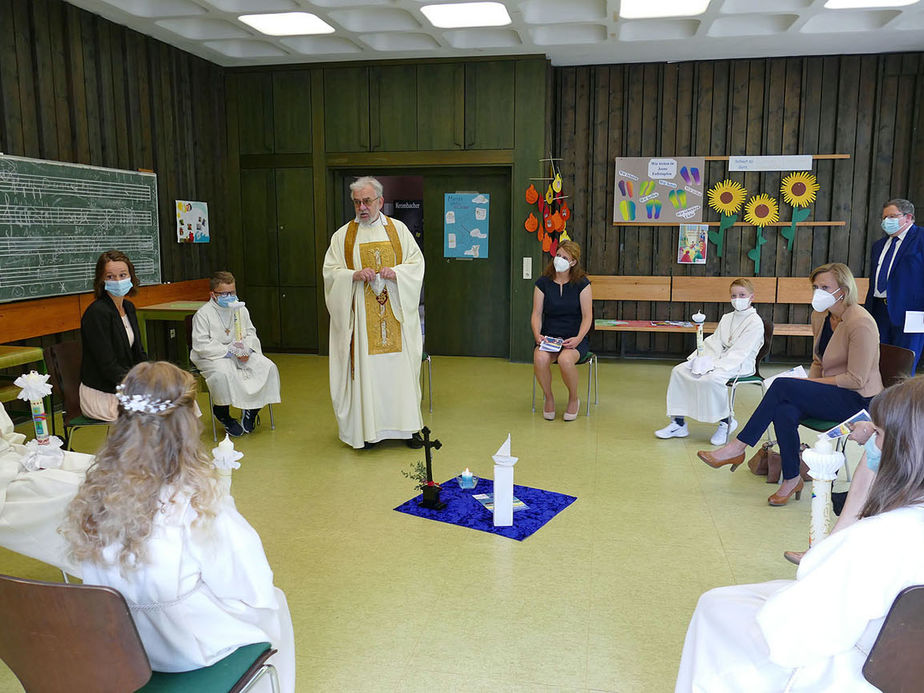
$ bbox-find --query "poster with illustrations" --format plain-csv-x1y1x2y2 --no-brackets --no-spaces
176,200,209,243
678,224,708,264
443,193,489,259
613,157,705,224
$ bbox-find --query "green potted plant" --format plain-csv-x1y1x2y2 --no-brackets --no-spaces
402,461,444,510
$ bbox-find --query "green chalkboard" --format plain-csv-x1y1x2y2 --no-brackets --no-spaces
0,154,160,303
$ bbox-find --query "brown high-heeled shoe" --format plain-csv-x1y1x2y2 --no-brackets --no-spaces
783,550,805,565
768,478,804,506
697,450,745,472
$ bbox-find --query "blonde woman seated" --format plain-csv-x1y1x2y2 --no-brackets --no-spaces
531,241,592,421
655,279,764,445
62,362,295,692
699,264,883,506
676,375,924,692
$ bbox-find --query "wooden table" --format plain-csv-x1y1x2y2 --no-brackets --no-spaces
135,301,206,365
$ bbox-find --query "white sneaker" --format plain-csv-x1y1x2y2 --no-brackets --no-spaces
655,421,688,439
710,419,738,446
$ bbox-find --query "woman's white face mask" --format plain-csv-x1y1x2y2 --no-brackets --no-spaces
730,297,751,312
811,287,842,313
553,256,571,273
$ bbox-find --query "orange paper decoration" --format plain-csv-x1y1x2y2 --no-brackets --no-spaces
525,184,539,205
524,213,538,232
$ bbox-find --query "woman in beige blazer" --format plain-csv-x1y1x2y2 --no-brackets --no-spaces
697,263,883,505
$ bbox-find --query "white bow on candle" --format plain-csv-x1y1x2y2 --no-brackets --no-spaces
14,371,53,401
211,434,243,471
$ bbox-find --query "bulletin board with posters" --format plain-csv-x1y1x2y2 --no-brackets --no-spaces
443,193,490,258
613,157,705,224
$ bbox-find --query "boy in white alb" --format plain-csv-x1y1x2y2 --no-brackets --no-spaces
190,271,281,436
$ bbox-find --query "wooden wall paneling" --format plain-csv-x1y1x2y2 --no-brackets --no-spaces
95,16,118,167
273,70,311,153
815,58,841,272
670,61,696,354
240,168,278,286
889,54,916,197
908,56,924,204
621,63,644,351
225,73,245,287
746,60,766,276
275,167,315,288
107,23,130,170
655,63,678,354
12,0,39,156
324,65,369,152
602,65,624,354
0,0,24,155
65,3,90,163
235,72,273,155
416,62,463,150
160,44,182,279
30,0,59,160
46,0,73,161
694,61,717,278
80,11,103,164
591,67,616,354
464,60,515,149
831,58,859,272
853,55,879,278
762,58,785,284
309,69,329,353
725,61,751,279
369,64,417,152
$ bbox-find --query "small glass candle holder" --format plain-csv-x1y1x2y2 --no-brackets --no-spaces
458,468,476,489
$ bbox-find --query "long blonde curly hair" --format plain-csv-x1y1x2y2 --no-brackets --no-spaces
62,361,221,573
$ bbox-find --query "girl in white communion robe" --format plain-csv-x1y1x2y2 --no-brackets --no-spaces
675,375,924,693
61,362,294,693
0,401,93,576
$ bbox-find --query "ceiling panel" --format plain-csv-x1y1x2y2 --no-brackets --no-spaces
62,0,924,67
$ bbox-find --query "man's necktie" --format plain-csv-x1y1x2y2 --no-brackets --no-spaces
876,237,898,294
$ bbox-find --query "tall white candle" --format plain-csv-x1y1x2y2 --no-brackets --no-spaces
492,434,518,527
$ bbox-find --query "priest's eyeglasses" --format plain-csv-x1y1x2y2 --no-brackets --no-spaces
351,196,380,208
212,291,235,298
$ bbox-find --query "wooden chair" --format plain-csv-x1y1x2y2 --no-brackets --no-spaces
0,573,280,693
725,315,775,443
863,584,924,692
531,350,599,417
44,341,110,451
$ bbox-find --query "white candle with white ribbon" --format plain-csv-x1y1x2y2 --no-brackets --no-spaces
692,310,706,357
802,438,846,547
14,370,53,445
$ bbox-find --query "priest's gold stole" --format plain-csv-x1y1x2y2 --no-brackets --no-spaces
359,241,402,355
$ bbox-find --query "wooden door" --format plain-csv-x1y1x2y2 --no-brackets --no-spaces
323,66,370,152
422,170,511,357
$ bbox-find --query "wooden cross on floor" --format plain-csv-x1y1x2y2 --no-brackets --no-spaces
420,426,442,483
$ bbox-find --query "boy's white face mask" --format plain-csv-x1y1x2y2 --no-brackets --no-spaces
731,297,751,311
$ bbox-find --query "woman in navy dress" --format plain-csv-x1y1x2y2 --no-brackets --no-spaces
531,240,593,421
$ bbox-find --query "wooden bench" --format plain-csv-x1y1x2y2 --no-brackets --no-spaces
589,275,870,351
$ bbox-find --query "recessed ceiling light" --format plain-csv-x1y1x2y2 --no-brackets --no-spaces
239,12,335,36
619,0,711,19
824,0,918,7
420,2,512,29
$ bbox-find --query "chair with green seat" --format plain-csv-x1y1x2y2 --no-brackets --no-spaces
45,341,110,451
0,572,280,693
724,315,775,443
531,350,599,416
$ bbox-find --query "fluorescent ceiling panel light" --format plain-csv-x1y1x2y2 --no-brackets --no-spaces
420,2,512,28
619,0,711,19
239,12,335,36
824,0,918,6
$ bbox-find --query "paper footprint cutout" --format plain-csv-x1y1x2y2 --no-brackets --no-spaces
619,200,636,221
668,190,681,209
618,180,627,197
679,167,691,185
627,181,634,198
678,190,687,207
651,200,661,219
691,167,701,185
640,180,656,196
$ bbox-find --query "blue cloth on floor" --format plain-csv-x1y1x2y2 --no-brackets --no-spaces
394,477,577,541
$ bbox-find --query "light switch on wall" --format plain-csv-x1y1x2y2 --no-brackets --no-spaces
522,257,532,279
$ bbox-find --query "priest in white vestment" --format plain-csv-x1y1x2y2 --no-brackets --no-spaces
191,271,281,437
676,376,924,692
655,278,764,445
323,176,425,449
0,401,93,576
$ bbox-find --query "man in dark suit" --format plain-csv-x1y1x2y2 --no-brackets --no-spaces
864,198,924,371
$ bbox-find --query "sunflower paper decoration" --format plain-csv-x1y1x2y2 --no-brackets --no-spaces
743,194,779,274
780,172,820,250
706,180,747,258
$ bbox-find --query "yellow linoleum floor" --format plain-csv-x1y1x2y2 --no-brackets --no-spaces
0,355,862,692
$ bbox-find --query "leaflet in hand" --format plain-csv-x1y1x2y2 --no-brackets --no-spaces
762,365,807,391
818,409,871,440
539,337,563,353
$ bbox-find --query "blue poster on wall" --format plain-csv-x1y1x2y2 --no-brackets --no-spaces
443,193,490,258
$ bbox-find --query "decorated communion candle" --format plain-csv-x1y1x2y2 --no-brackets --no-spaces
692,311,706,356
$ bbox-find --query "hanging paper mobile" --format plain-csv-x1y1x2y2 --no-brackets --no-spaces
523,157,571,256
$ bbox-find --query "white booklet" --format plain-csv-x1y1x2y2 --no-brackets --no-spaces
762,365,807,391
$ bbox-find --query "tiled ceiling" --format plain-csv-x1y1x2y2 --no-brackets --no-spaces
63,0,924,67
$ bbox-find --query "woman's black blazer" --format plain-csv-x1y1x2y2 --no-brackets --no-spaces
80,294,148,393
